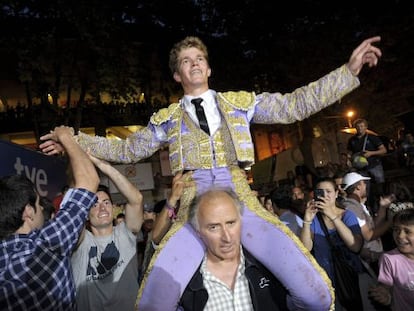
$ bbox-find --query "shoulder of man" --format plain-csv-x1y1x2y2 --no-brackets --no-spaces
367,134,384,146
347,135,359,147
342,198,363,213
149,103,181,126
179,263,208,310
243,248,289,310
217,91,255,111
244,247,275,278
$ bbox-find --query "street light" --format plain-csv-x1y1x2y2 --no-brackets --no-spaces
323,110,356,128
346,110,355,128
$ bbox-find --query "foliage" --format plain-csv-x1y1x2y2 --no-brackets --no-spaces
0,0,414,139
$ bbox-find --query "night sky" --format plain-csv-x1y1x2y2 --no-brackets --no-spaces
1,0,414,136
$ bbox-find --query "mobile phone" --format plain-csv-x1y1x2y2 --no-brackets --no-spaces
314,189,325,202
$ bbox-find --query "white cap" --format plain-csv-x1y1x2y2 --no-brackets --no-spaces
343,172,371,190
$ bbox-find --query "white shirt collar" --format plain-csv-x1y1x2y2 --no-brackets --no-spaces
183,89,215,107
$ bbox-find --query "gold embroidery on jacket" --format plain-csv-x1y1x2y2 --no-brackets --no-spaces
150,103,181,125
218,92,255,165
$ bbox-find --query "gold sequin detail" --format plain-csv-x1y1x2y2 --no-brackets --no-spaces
218,94,255,164
150,103,181,126
77,128,159,163
167,108,184,172
218,91,255,111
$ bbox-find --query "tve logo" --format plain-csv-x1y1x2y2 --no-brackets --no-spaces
0,140,67,200
14,157,48,196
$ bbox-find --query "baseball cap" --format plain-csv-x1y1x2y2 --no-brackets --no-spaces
143,203,154,212
342,172,370,190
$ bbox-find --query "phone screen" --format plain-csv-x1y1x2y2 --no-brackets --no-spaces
314,189,324,201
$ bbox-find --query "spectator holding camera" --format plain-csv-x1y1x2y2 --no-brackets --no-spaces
300,177,364,310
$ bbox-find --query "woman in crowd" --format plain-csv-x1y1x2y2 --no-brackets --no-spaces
300,177,364,310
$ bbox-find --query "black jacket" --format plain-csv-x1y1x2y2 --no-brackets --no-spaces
179,248,289,311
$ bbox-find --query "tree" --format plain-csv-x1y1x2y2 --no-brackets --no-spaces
0,0,159,138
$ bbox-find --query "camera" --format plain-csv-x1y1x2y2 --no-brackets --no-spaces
314,189,325,202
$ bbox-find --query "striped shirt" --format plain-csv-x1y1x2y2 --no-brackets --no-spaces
0,188,97,310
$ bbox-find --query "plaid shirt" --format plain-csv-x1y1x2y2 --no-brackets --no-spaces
0,188,97,311
200,248,253,311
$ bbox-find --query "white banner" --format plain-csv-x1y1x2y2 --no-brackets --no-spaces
108,162,154,192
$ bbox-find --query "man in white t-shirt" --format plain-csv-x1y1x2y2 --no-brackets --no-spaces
71,156,143,310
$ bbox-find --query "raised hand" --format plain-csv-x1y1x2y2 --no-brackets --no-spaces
347,36,382,76
39,126,75,155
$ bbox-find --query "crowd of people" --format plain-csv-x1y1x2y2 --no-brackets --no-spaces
256,154,414,310
1,34,414,311
0,98,158,135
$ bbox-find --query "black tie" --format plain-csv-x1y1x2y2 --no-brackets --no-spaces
191,98,210,135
